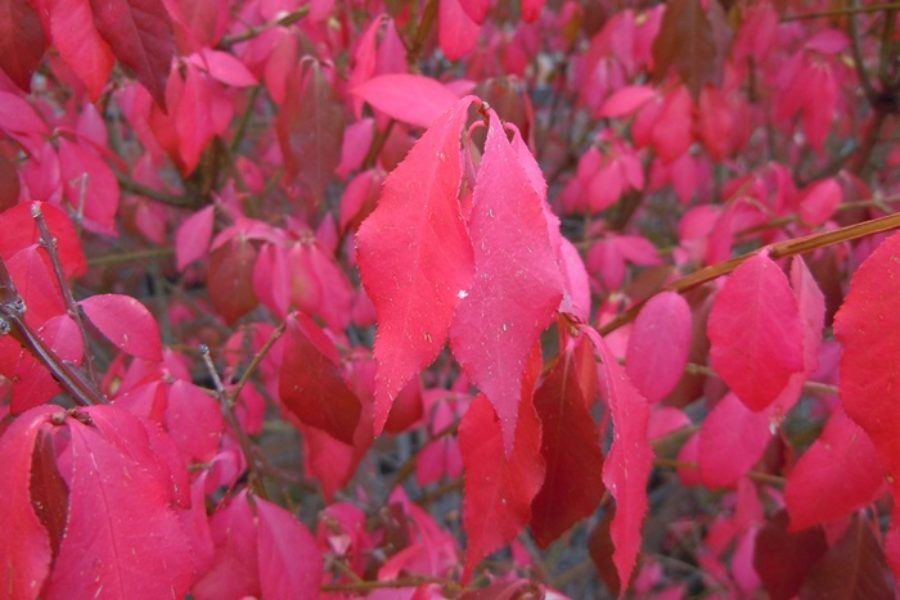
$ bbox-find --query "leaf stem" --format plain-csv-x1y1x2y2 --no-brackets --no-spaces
598,211,900,335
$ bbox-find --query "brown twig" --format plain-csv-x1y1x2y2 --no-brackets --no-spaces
598,211,900,336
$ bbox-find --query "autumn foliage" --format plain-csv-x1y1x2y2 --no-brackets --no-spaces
3,0,900,598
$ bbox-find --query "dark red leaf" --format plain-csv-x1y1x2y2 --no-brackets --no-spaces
652,0,726,99
356,98,475,434
530,342,605,547
207,236,259,324
799,515,894,600
89,0,175,108
276,61,345,200
0,0,46,91
279,312,362,444
754,511,827,600
45,0,114,99
0,154,20,211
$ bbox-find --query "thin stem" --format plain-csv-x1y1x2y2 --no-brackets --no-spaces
848,0,880,106
230,320,286,405
322,576,456,593
87,247,174,267
598,211,900,336
683,362,839,396
219,7,310,48
654,457,785,487
116,173,199,208
200,344,269,498
782,3,900,21
229,85,261,156
33,204,100,387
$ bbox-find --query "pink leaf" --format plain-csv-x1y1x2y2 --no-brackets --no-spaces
583,325,653,592
0,202,87,279
439,0,480,60
450,110,563,455
626,291,692,403
45,407,193,599
599,86,657,118
165,380,224,463
0,405,57,600
255,498,324,600
799,178,842,226
351,74,460,128
699,392,773,488
785,407,883,530
88,0,175,108
198,48,257,87
356,98,475,435
521,0,544,22
175,205,214,271
707,252,805,411
80,294,163,361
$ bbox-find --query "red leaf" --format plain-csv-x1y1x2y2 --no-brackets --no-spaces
0,0,45,91
79,294,163,361
175,64,230,174
834,231,900,518
356,98,475,434
460,393,544,582
255,498,323,600
279,313,362,444
458,0,489,23
625,291,692,403
708,252,804,412
754,511,827,600
175,205,214,271
88,0,175,108
699,392,773,488
351,74,460,129
197,48,257,87
6,245,66,328
45,407,194,599
0,202,87,279
45,0,114,99
520,0,544,22
0,405,57,600
799,515,895,599
450,111,563,455
786,408,883,531
530,342,605,547
583,325,653,593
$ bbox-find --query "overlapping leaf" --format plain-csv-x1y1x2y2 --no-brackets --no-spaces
356,97,475,434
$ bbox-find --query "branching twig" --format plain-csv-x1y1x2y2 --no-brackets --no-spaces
32,203,100,387
219,7,310,48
